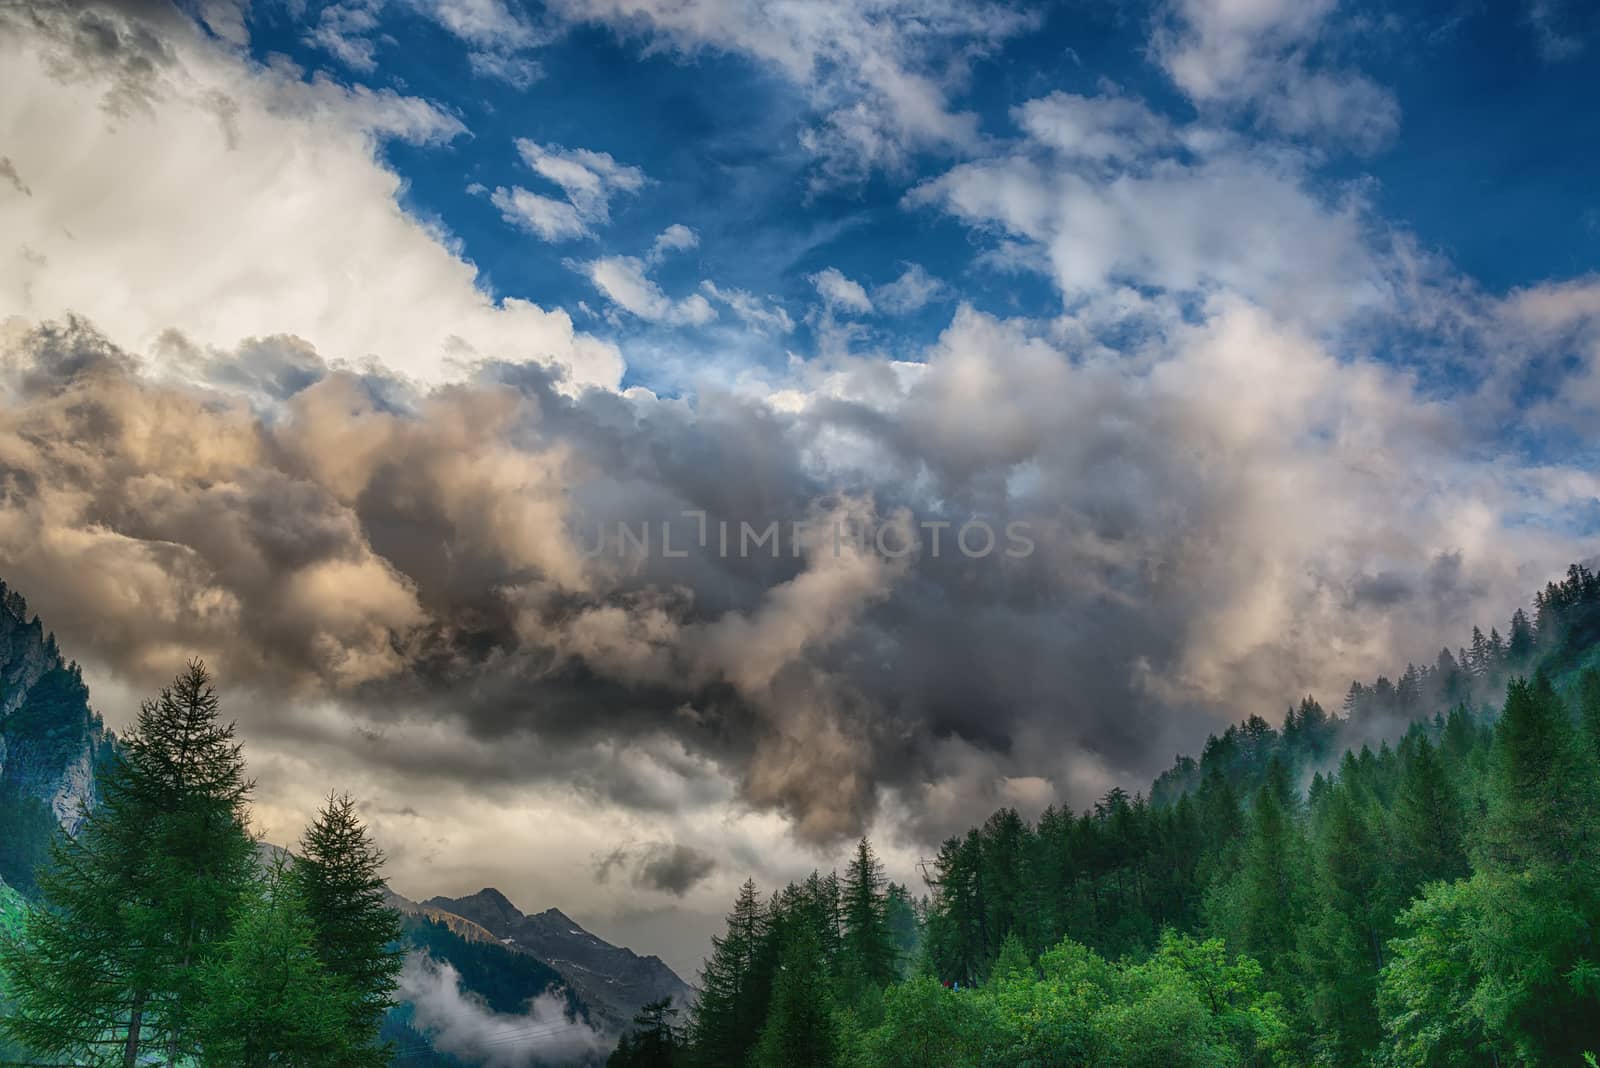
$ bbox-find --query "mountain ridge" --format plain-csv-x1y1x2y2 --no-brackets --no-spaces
423,887,696,1032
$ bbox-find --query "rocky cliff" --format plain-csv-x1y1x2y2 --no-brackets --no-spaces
0,579,115,841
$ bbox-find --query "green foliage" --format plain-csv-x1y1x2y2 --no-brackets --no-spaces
191,855,352,1067
293,791,406,1066
752,926,838,1068
0,780,56,896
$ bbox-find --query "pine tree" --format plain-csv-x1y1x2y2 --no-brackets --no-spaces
1390,735,1468,892
841,838,897,994
192,856,349,1067
751,927,837,1068
1304,783,1389,1062
1479,673,1599,871
1578,666,1600,756
1467,673,1600,1061
292,792,404,1067
0,660,256,1066
1234,768,1308,994
688,879,770,1067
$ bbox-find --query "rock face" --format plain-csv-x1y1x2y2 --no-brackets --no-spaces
424,887,697,1032
0,579,115,836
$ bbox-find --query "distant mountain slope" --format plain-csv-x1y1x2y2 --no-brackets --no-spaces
0,579,115,891
424,888,695,1032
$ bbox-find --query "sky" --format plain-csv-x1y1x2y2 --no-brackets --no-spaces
2,0,1599,980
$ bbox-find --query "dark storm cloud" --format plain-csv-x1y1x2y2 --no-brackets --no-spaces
596,842,719,897
0,308,1586,848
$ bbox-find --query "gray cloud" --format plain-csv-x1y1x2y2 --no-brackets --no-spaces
595,842,718,897
4,297,1594,853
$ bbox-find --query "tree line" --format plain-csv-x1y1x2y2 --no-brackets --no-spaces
614,563,1600,1066
0,661,403,1067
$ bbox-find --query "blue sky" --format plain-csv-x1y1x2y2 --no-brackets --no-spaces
226,0,1600,393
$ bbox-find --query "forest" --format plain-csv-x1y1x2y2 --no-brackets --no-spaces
613,563,1600,1067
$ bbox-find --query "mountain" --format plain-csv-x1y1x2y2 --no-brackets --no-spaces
0,580,115,892
423,887,696,1032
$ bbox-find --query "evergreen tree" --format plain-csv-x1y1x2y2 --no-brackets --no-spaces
1578,666,1600,756
751,927,837,1068
1390,736,1468,893
292,792,404,1067
841,838,897,993
688,879,770,1067
1468,673,1600,1061
1303,783,1389,1062
192,856,349,1067
0,660,256,1066
608,998,685,1068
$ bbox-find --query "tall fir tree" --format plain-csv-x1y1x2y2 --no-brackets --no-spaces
192,855,350,1067
688,879,770,1067
0,660,256,1067
841,837,897,994
751,926,837,1068
292,792,404,1067
1390,735,1468,893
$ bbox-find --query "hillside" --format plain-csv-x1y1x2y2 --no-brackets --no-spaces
0,580,116,892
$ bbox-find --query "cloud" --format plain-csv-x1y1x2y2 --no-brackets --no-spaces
699,282,794,335
492,140,647,243
1151,0,1399,151
810,268,874,316
910,90,1385,326
594,841,717,897
576,256,716,325
0,0,622,388
873,263,947,315
5,287,1595,856
647,224,699,263
308,0,550,85
546,0,1038,186
397,953,608,1066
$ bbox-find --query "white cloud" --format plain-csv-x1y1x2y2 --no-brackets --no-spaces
873,263,947,315
308,0,549,86
579,256,716,326
699,281,794,335
397,954,608,1066
492,139,647,243
546,0,1038,186
810,267,874,315
911,90,1385,326
648,223,699,263
491,187,590,242
1152,0,1399,151
0,7,622,388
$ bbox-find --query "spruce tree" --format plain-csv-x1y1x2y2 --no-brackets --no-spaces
192,856,349,1067
292,792,404,1067
1469,673,1600,1061
1578,666,1600,756
751,927,837,1068
841,837,897,992
0,660,256,1066
1390,735,1468,892
688,879,769,1067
